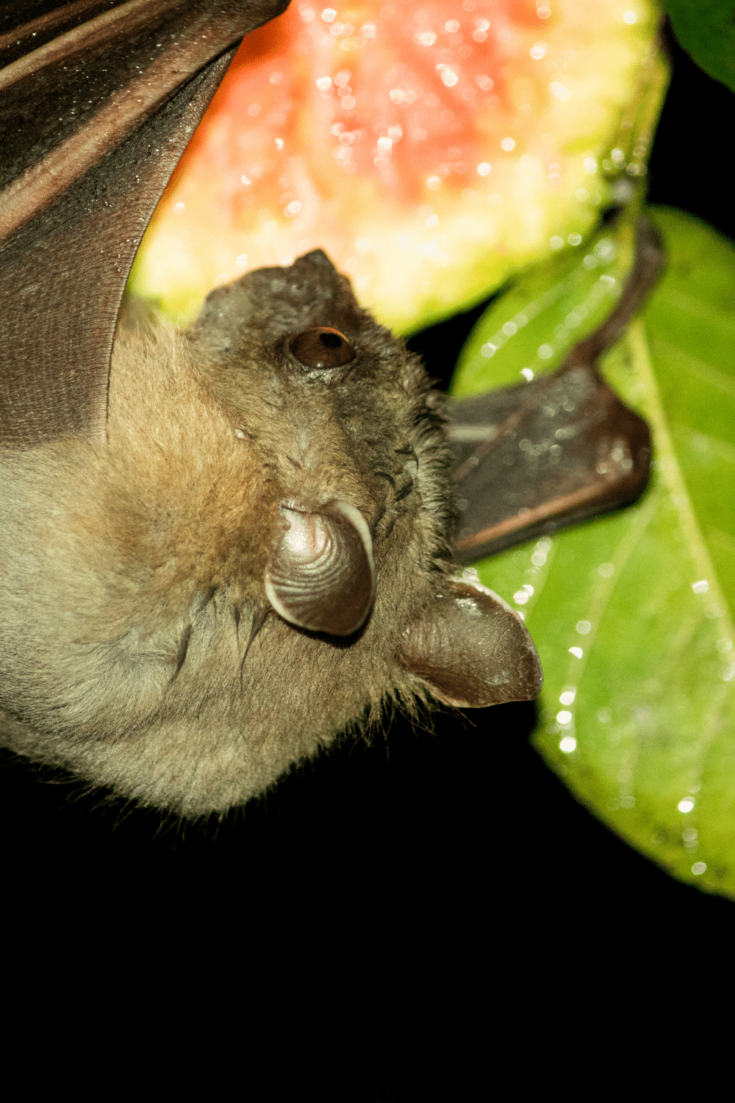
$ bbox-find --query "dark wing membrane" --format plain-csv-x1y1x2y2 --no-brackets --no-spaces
449,361,651,561
448,217,664,562
0,0,289,448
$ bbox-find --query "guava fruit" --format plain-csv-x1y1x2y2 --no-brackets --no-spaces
129,0,665,333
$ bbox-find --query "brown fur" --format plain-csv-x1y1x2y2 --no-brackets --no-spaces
0,253,458,816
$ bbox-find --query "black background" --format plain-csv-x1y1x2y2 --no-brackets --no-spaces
2,19,733,1094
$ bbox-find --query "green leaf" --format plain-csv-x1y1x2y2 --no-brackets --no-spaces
663,1,735,94
451,206,735,900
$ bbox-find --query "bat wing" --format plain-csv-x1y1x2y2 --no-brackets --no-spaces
448,216,664,562
0,0,288,448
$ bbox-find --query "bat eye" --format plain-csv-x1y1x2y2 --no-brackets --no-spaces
289,327,355,369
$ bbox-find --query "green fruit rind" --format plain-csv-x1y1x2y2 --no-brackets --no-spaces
452,207,735,900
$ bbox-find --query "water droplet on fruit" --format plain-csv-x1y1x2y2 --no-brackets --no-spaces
436,64,459,87
549,81,570,101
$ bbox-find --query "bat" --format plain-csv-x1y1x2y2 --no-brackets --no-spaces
0,1,656,818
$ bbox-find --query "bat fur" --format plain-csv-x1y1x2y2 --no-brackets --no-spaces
0,251,540,816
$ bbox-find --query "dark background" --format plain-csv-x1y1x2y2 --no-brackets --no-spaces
1,20,732,1094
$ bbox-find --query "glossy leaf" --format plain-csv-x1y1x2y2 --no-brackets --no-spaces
663,1,735,93
451,206,735,899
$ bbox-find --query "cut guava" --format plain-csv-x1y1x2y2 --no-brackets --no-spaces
129,0,665,333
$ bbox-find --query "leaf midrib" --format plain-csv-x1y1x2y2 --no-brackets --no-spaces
632,317,735,762
650,337,735,398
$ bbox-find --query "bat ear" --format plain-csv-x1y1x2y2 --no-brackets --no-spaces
400,580,543,707
265,500,375,637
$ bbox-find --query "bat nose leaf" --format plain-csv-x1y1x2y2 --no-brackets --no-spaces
265,500,375,637
400,580,543,708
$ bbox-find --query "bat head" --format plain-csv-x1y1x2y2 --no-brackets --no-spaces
186,248,451,640
0,252,541,815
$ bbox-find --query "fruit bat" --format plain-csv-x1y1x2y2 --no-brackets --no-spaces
0,1,657,818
